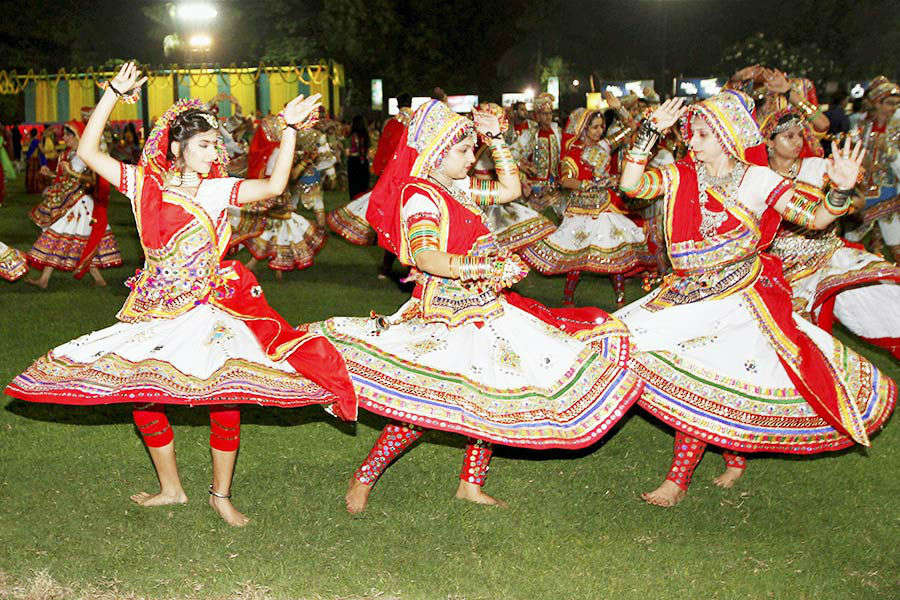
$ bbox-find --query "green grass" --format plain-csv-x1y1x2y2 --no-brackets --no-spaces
0,177,897,600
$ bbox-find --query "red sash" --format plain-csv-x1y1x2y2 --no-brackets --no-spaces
212,260,358,421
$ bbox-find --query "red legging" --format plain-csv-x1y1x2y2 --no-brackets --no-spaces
132,404,241,452
354,422,493,486
665,431,746,491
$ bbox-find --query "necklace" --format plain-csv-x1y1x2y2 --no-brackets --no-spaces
771,158,799,180
696,162,746,239
180,170,201,187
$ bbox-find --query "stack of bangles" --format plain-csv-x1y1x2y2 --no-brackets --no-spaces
780,194,819,228
790,96,823,123
489,138,518,178
100,80,141,104
452,255,503,282
623,119,661,168
824,188,853,216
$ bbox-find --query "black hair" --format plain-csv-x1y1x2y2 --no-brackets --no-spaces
769,113,799,139
123,122,138,142
30,127,38,136
166,108,217,162
599,109,617,131
397,93,412,108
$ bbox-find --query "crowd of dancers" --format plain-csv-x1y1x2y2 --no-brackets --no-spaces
2,60,897,525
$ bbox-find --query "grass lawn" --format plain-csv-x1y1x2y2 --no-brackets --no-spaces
0,176,897,600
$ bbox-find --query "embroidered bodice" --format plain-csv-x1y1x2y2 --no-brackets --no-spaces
116,164,242,322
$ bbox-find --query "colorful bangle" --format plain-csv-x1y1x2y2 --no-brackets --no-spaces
824,188,852,216
98,80,141,104
489,139,518,178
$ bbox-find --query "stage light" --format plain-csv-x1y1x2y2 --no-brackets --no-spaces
523,87,535,98
572,79,580,87
175,2,218,23
188,33,212,50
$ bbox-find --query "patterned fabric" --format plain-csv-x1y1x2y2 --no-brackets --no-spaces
0,241,27,281
354,422,424,485
666,432,706,491
27,228,122,272
326,194,376,246
460,440,493,486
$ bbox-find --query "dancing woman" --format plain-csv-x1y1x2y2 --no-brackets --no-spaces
6,63,357,526
315,100,642,513
616,91,894,507
26,119,123,288
521,107,653,307
763,110,900,359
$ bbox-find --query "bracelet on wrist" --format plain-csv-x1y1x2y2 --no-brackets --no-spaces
98,80,141,104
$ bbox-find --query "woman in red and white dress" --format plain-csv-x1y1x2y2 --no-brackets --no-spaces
6,63,357,527
521,107,653,307
25,120,122,288
315,100,642,513
762,109,900,359
617,91,894,507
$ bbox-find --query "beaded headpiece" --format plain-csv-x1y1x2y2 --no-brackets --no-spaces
759,108,803,139
563,107,602,152
866,76,900,104
407,99,474,176
682,89,767,166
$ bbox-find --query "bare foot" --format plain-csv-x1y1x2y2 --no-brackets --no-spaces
346,477,372,514
641,480,686,507
25,278,48,289
713,466,745,489
92,278,107,287
208,494,250,527
455,481,509,508
130,489,188,507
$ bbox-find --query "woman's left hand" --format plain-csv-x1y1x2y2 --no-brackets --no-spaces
473,112,501,138
282,94,322,128
763,69,791,94
826,137,864,190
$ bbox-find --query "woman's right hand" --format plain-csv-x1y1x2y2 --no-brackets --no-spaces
109,62,146,95
648,97,688,130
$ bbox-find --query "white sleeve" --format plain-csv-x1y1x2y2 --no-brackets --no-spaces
70,154,87,173
401,192,441,223
740,166,791,216
198,177,244,217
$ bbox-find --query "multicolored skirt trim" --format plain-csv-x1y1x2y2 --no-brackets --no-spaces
0,242,27,281
316,298,643,449
629,348,895,454
27,230,122,272
485,203,557,252
244,215,327,271
326,195,375,246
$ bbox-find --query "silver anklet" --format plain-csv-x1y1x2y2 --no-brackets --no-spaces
208,484,231,499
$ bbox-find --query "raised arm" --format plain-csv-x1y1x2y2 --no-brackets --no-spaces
234,94,321,205
78,62,146,187
619,97,686,196
468,111,522,206
773,137,863,230
764,69,830,133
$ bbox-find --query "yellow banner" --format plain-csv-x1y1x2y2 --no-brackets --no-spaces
35,80,57,123
147,75,174,123
229,73,256,116
268,70,297,115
